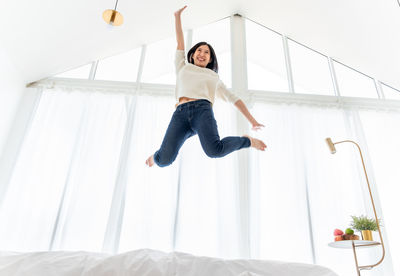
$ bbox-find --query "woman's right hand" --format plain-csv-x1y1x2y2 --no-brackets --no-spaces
174,6,187,17
251,121,265,131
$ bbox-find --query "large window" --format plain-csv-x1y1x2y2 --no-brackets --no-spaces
141,37,176,85
95,47,141,82
288,40,334,96
246,20,288,92
192,18,232,88
53,18,400,101
334,61,378,98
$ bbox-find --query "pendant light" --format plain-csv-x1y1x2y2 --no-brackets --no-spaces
102,0,124,26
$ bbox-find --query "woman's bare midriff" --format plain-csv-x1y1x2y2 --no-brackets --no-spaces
175,97,199,108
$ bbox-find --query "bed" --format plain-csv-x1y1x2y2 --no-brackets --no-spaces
0,248,338,276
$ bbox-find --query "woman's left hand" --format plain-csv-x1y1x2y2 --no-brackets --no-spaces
251,122,265,131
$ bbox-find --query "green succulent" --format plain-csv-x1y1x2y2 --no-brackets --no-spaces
350,215,381,231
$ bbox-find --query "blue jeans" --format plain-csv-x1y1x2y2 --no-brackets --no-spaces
154,99,251,167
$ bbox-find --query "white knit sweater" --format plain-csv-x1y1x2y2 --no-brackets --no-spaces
174,50,240,106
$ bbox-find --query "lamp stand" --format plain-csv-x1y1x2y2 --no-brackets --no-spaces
327,139,385,275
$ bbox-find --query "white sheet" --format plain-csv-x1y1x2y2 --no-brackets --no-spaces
0,249,339,276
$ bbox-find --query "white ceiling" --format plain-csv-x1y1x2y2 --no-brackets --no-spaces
1,0,400,89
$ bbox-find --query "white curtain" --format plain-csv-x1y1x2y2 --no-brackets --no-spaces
0,86,399,275
0,89,128,251
0,87,242,258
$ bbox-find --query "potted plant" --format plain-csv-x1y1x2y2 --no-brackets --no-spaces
350,215,381,241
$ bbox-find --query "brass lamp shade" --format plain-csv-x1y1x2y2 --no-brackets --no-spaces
103,9,124,26
325,138,336,154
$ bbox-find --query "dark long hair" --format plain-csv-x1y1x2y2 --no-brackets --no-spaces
187,42,219,73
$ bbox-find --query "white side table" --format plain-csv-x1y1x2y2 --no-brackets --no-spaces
328,240,381,275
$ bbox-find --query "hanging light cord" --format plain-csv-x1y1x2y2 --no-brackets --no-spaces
114,0,119,10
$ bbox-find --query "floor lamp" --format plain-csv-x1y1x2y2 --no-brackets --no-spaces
325,138,385,274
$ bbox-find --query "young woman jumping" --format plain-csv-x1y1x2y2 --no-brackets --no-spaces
146,6,266,167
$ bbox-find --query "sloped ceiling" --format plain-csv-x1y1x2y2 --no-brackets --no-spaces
1,0,400,89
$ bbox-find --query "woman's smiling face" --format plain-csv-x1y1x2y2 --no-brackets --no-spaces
192,44,212,68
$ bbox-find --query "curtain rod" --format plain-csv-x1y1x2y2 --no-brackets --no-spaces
29,78,400,112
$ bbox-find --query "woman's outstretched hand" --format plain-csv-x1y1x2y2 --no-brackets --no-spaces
174,6,187,17
251,122,265,131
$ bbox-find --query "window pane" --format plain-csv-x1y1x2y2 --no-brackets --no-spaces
289,40,334,96
192,18,231,88
382,83,400,100
246,20,288,92
334,62,378,98
95,47,141,82
55,63,92,79
141,37,176,85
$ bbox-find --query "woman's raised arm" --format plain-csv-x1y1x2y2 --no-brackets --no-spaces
174,6,187,50
234,100,265,131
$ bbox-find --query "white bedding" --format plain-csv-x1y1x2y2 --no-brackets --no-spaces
0,248,338,276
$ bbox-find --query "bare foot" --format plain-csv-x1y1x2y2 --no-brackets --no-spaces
145,154,155,167
243,135,267,151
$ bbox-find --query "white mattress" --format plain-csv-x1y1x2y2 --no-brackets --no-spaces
0,248,339,276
